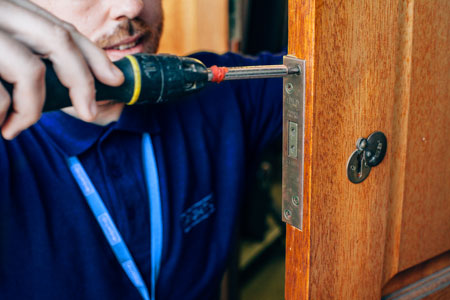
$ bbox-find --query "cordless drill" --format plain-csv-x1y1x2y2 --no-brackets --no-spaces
0,53,299,112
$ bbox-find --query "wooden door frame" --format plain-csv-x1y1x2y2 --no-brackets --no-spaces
285,0,315,298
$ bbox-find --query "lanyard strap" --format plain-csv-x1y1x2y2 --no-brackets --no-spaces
142,133,163,300
67,133,163,300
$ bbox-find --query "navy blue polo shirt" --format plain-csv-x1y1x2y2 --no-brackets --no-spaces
0,52,282,300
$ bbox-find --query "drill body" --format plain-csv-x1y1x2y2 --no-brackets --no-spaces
0,54,210,112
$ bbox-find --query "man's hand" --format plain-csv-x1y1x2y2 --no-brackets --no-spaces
0,0,124,140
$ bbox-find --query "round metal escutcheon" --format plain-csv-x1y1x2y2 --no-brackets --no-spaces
365,131,388,167
347,150,371,184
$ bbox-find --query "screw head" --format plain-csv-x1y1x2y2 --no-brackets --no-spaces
291,196,300,206
285,83,294,94
284,209,292,219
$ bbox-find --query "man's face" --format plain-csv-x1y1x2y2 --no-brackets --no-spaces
31,0,163,61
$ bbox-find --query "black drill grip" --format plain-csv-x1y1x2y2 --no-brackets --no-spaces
0,54,209,112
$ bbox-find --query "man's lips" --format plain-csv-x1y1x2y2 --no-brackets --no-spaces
103,36,147,61
105,43,144,56
103,33,145,50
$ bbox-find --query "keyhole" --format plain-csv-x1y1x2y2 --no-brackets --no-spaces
356,151,366,178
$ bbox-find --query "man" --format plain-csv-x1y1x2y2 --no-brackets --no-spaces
0,0,282,299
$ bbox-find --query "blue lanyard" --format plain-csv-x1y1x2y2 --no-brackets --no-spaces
67,133,163,300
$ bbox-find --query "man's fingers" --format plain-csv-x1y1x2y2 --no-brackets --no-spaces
0,3,97,121
2,0,123,86
0,82,11,126
0,0,123,122
71,32,124,87
1,73,46,140
0,34,46,139
46,26,98,121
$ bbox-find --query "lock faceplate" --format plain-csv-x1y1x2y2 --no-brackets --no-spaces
282,55,306,230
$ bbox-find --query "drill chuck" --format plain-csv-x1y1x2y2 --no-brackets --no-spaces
0,54,209,112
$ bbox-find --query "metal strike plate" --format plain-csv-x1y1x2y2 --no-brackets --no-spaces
282,55,305,230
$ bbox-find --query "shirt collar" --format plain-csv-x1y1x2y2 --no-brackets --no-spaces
39,104,160,156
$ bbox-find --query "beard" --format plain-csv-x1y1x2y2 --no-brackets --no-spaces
94,18,163,54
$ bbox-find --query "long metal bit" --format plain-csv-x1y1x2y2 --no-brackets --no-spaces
207,64,301,81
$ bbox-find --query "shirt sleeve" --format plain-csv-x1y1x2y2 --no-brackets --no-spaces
189,51,283,156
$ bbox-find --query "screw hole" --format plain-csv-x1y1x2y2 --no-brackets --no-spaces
285,83,294,94
284,209,292,219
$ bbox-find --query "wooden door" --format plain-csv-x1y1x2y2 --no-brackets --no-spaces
284,0,450,299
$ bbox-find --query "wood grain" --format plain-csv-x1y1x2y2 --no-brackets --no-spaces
159,0,229,55
310,1,398,298
397,0,450,271
285,0,315,298
286,0,449,298
286,0,399,298
382,0,415,285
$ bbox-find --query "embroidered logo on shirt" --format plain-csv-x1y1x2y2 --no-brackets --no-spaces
180,194,215,233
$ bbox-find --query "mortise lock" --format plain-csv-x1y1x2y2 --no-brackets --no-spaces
282,55,306,230
347,131,387,184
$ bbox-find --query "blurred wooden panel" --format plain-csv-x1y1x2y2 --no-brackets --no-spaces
397,0,450,271
382,262,450,300
382,252,450,296
423,287,450,300
159,0,229,55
